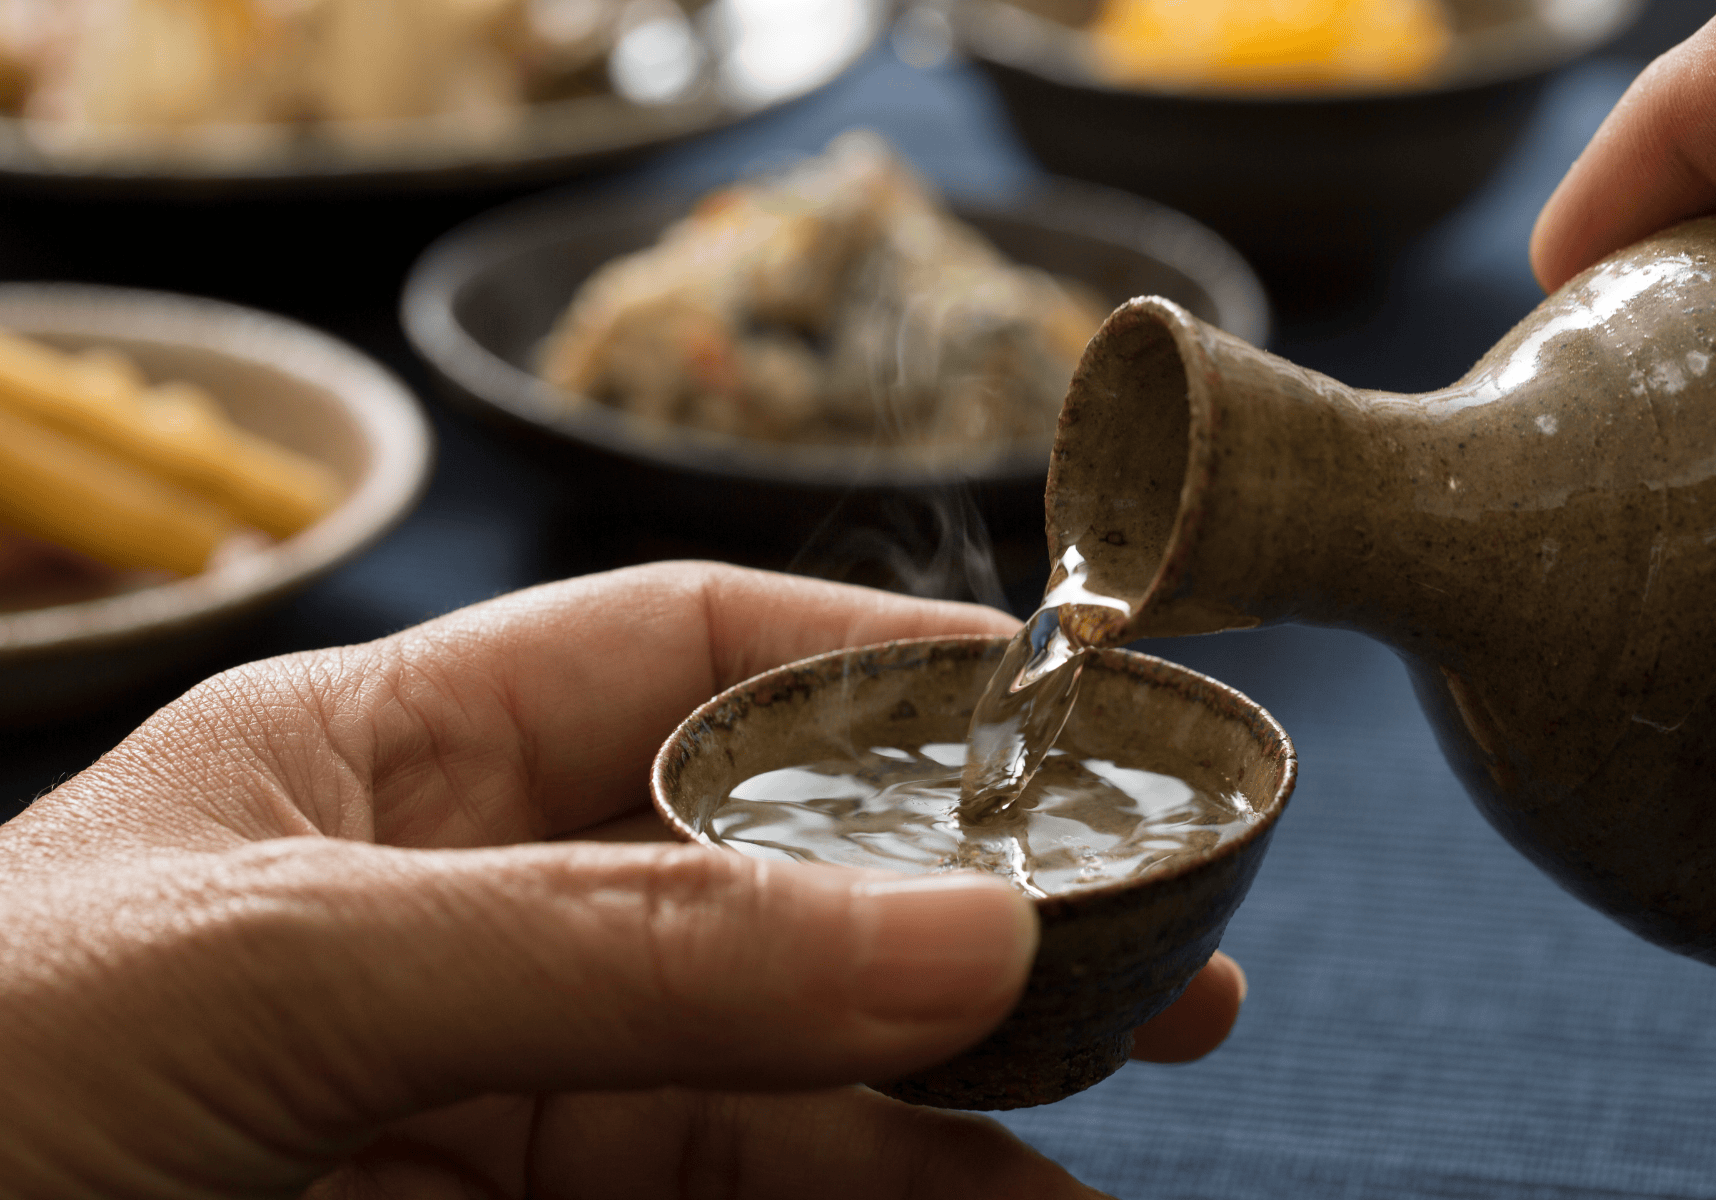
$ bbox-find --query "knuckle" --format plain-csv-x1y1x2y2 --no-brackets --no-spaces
628,847,769,1008
168,840,394,976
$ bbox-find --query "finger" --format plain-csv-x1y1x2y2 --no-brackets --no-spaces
1530,18,1716,291
61,838,1039,1157
301,1096,532,1200
306,1141,510,1200
518,1085,1111,1200
1130,951,1247,1063
314,1086,1109,1200
575,806,677,843
366,562,1020,839
69,562,1021,851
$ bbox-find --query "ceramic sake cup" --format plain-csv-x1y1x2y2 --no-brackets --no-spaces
650,634,1295,1109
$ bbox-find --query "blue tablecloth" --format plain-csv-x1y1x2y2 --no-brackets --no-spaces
3,9,1714,1197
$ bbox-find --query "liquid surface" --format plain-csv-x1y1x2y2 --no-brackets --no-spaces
959,546,1131,818
709,741,1259,897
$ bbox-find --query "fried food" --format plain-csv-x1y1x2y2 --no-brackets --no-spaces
0,403,231,577
0,330,340,579
539,132,1110,452
0,330,340,539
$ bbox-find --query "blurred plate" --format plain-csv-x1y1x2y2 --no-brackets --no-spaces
0,0,887,198
0,285,432,721
400,176,1267,556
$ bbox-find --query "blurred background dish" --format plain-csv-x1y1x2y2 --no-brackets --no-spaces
401,162,1267,586
0,284,431,721
0,0,887,196
535,133,1120,458
936,0,1644,301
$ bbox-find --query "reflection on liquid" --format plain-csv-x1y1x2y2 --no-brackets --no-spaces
710,740,1258,897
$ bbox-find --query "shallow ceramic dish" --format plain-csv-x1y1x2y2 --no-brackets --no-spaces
0,285,433,722
943,0,1643,291
0,0,885,200
651,634,1296,1109
401,177,1268,555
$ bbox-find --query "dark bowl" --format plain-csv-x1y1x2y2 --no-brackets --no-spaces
651,635,1297,1109
948,0,1643,295
400,177,1268,572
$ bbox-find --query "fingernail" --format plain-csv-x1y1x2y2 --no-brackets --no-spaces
848,875,1038,1022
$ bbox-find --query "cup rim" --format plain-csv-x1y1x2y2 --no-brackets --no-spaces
649,633,1297,907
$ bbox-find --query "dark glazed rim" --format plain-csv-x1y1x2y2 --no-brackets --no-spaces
648,633,1297,906
400,177,1270,491
948,0,1645,103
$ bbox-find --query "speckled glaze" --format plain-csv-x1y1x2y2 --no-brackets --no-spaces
650,636,1295,1110
1048,216,1716,962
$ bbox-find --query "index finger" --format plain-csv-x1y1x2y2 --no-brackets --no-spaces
463,561,1023,837
78,562,1019,851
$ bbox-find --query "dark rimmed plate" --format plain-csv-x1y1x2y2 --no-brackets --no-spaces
400,176,1268,561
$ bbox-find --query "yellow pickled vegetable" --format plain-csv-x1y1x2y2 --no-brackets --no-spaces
0,404,232,577
0,329,340,540
1089,0,1452,90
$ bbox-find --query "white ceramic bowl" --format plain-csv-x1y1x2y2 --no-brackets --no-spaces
0,284,433,721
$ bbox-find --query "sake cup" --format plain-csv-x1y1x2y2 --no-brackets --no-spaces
650,634,1294,1110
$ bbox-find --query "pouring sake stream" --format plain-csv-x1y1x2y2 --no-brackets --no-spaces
1046,215,1716,964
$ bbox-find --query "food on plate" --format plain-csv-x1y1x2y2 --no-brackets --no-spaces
538,132,1110,451
0,329,340,587
1087,0,1452,90
0,403,232,578
0,0,707,147
0,527,129,612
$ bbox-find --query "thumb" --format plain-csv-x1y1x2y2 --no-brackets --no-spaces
160,837,1038,1129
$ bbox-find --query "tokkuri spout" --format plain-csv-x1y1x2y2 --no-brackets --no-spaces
1047,216,1716,962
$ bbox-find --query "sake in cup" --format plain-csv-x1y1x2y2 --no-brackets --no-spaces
650,635,1294,1109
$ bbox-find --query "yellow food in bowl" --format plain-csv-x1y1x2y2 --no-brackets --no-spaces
0,330,340,581
1088,0,1452,90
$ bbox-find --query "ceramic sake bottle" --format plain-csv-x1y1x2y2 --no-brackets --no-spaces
1046,216,1716,963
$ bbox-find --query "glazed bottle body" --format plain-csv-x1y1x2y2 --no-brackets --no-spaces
1048,218,1716,961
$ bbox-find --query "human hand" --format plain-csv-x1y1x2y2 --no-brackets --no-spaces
0,561,1246,1198
1531,17,1716,291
